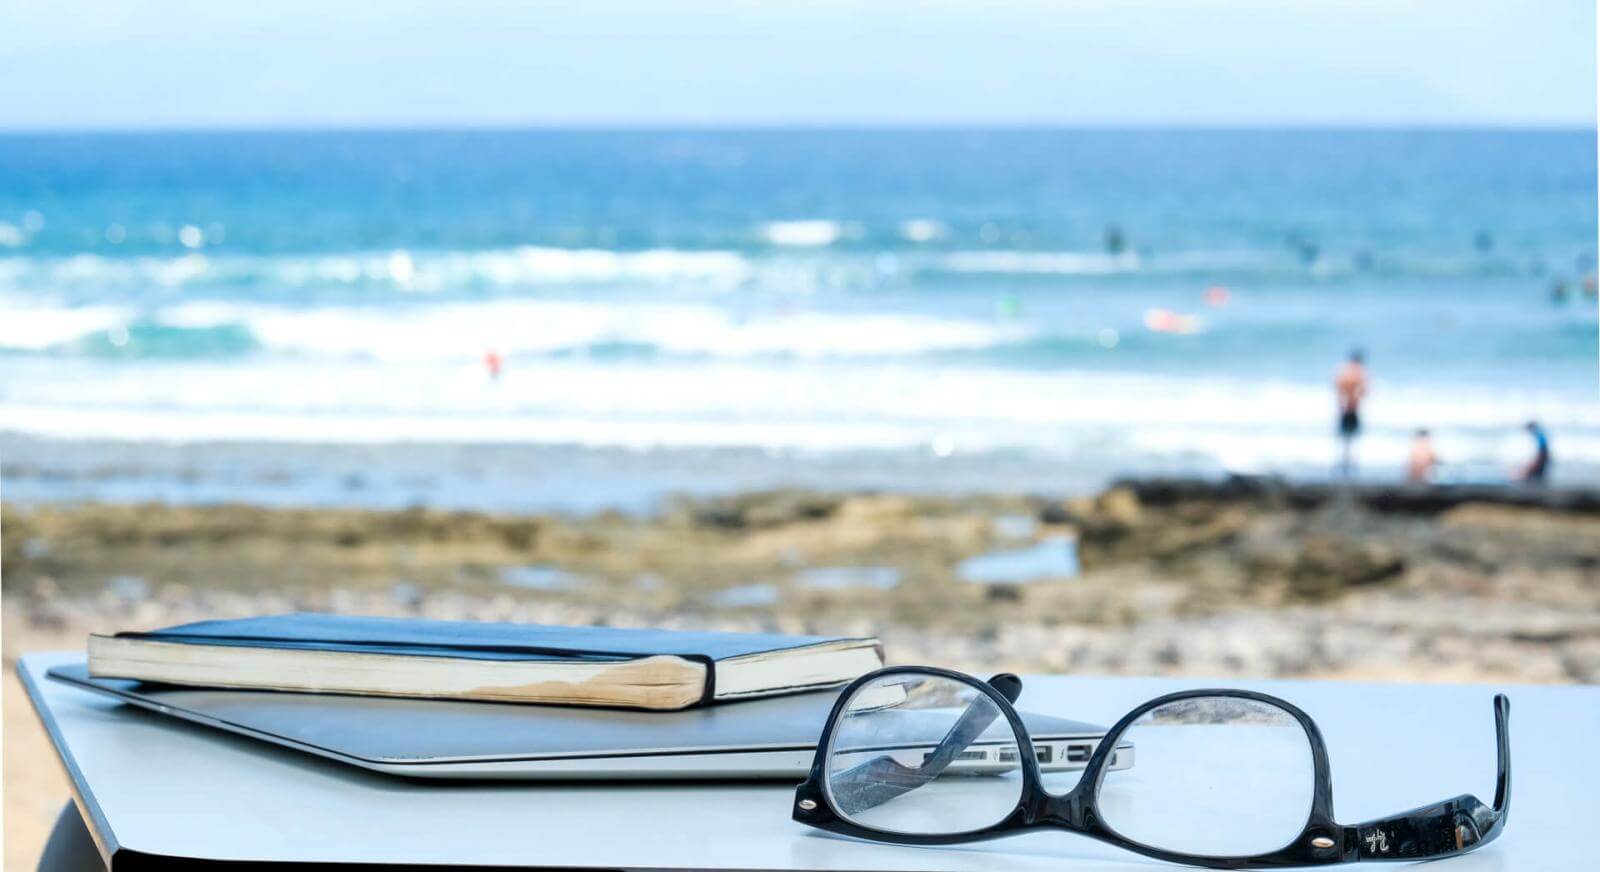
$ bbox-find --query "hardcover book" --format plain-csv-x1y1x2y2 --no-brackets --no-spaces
88,613,883,711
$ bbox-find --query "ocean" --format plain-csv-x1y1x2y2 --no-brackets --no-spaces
1,129,1596,511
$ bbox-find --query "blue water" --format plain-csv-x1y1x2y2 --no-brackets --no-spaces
1,129,1596,504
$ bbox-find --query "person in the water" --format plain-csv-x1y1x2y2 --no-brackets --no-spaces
1407,428,1438,484
1518,420,1552,483
1334,349,1369,478
1104,224,1126,256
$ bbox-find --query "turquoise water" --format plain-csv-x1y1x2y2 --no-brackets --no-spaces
1,129,1596,505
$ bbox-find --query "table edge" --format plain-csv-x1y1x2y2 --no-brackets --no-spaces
17,655,123,867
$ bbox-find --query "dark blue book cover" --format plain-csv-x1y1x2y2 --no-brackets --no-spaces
98,614,881,708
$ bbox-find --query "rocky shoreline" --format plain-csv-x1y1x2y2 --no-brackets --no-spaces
6,477,1598,682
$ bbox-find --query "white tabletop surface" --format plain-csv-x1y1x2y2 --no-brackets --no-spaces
19,651,1597,870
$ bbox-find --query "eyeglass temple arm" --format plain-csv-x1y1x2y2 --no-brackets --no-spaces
1346,695,1510,861
825,674,1022,815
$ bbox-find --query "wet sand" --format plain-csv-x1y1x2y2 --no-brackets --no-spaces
5,479,1599,865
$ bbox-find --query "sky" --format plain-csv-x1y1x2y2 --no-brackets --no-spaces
0,0,1594,129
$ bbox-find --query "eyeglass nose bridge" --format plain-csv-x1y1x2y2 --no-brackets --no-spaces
1036,788,1086,829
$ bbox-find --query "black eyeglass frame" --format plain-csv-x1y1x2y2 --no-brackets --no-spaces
793,666,1510,869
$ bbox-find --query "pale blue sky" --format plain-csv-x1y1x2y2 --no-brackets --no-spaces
1,0,1593,129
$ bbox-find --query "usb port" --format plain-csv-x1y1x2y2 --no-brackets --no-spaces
1034,745,1053,764
1066,743,1091,762
925,750,988,764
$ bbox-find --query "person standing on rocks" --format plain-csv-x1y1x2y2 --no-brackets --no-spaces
1334,349,1369,478
1518,420,1552,484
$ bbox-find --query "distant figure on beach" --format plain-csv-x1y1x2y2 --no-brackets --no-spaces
1334,349,1369,478
1518,420,1551,483
1407,429,1438,484
484,349,504,381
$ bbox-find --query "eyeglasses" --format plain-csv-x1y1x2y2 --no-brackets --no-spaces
793,667,1509,868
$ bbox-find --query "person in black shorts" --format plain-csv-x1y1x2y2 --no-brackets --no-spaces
1334,349,1369,478
1339,408,1361,438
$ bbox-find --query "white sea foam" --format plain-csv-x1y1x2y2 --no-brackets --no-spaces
762,220,847,247
0,302,128,350
937,250,1142,275
900,219,946,243
5,292,1594,481
414,247,752,286
3,356,1597,480
0,246,755,293
0,244,1556,303
10,298,1031,362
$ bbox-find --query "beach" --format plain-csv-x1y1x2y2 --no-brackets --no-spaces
9,477,1600,864
2,127,1596,865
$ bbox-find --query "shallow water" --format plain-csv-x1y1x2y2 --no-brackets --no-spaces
709,583,781,608
794,566,902,591
958,536,1082,584
499,565,584,591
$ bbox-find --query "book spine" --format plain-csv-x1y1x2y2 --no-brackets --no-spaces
700,657,717,705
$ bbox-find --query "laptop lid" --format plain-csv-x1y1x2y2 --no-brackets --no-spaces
48,663,1124,781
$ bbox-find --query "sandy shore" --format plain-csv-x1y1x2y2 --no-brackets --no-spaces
5,479,1599,865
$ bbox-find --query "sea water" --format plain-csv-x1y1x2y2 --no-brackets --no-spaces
0,129,1594,509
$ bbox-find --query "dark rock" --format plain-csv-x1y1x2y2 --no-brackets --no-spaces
495,521,538,550
1037,503,1073,525
689,491,842,530
984,584,1024,603
1273,535,1405,600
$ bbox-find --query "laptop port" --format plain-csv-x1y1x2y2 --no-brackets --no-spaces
925,750,988,764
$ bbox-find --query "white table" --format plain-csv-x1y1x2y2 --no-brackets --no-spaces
18,651,1596,870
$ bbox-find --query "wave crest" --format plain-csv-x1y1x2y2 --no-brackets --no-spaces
0,243,1570,301
0,299,1038,363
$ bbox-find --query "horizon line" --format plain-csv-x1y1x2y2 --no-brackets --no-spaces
1,120,1595,136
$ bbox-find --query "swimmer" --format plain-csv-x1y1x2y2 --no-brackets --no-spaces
1143,308,1204,335
1104,224,1126,256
